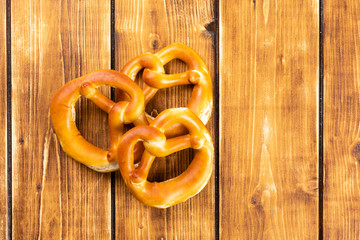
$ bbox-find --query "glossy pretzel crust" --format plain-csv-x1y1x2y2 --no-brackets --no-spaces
117,108,213,208
50,43,214,207
50,70,144,172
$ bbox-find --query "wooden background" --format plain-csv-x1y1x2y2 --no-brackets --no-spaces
1,0,359,239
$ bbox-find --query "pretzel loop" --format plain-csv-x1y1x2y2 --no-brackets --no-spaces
120,53,165,104
50,70,144,172
117,108,213,208
119,43,213,138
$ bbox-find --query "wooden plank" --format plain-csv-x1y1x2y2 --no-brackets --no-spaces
11,0,111,238
324,0,360,238
114,0,215,238
220,0,319,238
0,0,6,238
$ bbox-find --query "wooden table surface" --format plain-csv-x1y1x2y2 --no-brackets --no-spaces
1,0,359,239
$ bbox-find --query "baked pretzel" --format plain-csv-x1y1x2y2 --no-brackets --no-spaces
50,70,145,172
118,43,213,138
117,108,213,208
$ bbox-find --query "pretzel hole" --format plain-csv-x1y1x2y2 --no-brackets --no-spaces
147,148,194,182
75,86,110,149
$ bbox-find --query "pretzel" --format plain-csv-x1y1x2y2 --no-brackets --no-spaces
117,108,213,208
50,44,214,207
118,43,213,138
50,70,145,172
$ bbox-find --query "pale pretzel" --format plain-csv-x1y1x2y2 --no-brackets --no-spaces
50,70,145,172
118,43,213,138
117,108,213,208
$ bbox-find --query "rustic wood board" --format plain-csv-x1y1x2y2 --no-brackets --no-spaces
11,0,111,238
0,0,7,238
324,0,360,238
114,0,216,238
219,0,319,238
5,0,360,238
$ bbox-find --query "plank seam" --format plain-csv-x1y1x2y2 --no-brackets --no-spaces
319,0,324,239
110,0,116,239
6,0,12,239
214,0,220,239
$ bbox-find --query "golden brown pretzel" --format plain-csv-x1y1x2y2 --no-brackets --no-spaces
50,70,144,172
118,43,213,138
117,108,213,208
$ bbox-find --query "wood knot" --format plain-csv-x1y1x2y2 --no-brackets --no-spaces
148,33,161,51
250,184,277,211
19,138,24,144
150,9,157,17
204,21,216,34
249,188,263,208
251,0,256,10
202,21,216,39
351,141,360,162
296,179,318,197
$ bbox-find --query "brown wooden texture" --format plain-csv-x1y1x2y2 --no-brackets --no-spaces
0,0,6,238
114,0,215,238
324,0,360,238
220,0,319,238
11,0,111,238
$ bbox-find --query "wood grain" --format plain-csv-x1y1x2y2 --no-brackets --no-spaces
0,0,7,238
11,0,111,238
114,0,215,238
220,0,319,238
324,0,360,238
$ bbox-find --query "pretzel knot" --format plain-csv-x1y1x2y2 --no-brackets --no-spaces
117,108,213,208
119,43,213,137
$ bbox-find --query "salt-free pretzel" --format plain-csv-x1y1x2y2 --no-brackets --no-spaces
50,70,145,172
50,43,213,176
117,108,213,208
118,43,213,138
